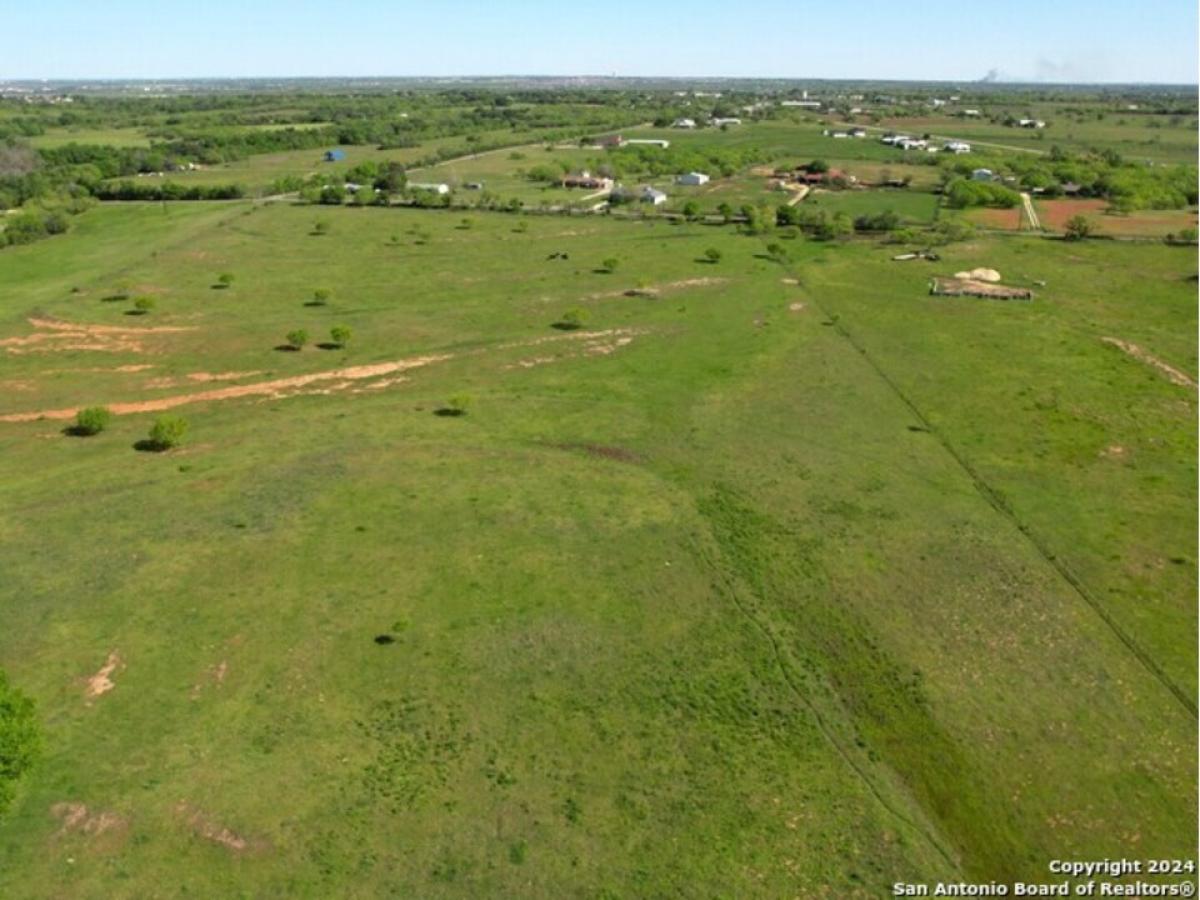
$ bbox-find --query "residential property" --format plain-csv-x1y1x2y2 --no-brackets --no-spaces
409,182,450,195
710,117,741,126
971,168,994,181
672,117,697,129
781,100,822,108
561,171,613,190
943,140,972,154
676,172,710,186
962,109,982,117
1017,118,1046,129
625,139,670,148
849,127,868,138
324,149,345,162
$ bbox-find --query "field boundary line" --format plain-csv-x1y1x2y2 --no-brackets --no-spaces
773,248,1198,721
692,537,963,875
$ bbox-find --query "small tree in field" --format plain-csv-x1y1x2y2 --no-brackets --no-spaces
717,202,733,223
73,406,111,436
555,307,588,330
312,219,329,236
311,288,330,306
442,394,472,416
1063,215,1093,241
148,415,188,450
216,272,235,289
601,257,618,273
329,325,352,348
286,329,309,350
132,296,156,315
704,247,722,264
0,670,40,817
682,200,700,220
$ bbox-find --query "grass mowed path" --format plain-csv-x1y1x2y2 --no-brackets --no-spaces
0,203,1194,897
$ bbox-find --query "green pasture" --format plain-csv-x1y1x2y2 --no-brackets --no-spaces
0,199,1194,897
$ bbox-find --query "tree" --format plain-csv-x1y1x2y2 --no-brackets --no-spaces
556,308,588,330
147,415,188,450
329,325,352,347
682,200,700,220
132,296,156,315
1063,215,1094,241
441,394,472,416
601,257,619,273
704,247,722,264
216,272,234,288
73,406,111,436
312,220,329,236
286,329,309,350
311,288,330,306
0,669,41,816
807,159,830,174
717,202,734,223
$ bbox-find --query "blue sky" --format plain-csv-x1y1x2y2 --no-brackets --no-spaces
5,0,1197,83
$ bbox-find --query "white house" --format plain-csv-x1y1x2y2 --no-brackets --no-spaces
625,139,670,149
710,116,741,126
672,117,697,129
1018,118,1046,129
676,172,710,186
409,182,450,195
641,187,668,205
943,140,972,154
962,109,982,117
971,168,994,181
781,100,821,108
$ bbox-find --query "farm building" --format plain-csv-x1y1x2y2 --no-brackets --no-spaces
971,168,994,181
625,139,670,149
597,134,624,148
849,127,867,138
710,117,741,126
409,182,450,195
781,100,821,108
561,171,614,190
943,140,972,154
641,187,668,205
676,172,710,186
324,149,345,162
1017,118,1046,128
672,118,697,128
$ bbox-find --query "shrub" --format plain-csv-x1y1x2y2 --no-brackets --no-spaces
601,257,618,273
311,288,331,306
329,325,352,347
556,308,588,330
682,200,700,220
286,329,309,350
312,220,329,235
216,272,234,288
132,295,156,314
445,394,472,416
1063,215,1094,241
704,247,722,264
148,415,188,450
73,406,112,436
0,670,41,816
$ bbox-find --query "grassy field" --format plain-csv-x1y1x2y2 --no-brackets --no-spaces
802,188,941,223
0,200,1194,897
29,127,152,149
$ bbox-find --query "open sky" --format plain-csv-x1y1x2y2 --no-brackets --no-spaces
5,0,1197,84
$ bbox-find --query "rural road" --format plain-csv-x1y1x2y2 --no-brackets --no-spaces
1020,192,1042,230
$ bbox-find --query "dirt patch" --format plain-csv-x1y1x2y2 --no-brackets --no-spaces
0,317,193,355
584,277,727,301
1100,444,1128,459
964,207,1023,231
146,370,264,389
780,278,799,285
51,802,129,840
1102,337,1197,389
190,660,228,699
584,335,635,356
175,802,265,854
788,302,806,312
85,651,121,699
0,353,450,423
